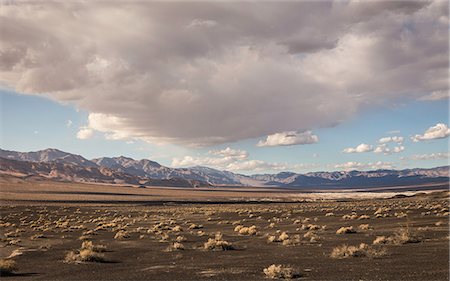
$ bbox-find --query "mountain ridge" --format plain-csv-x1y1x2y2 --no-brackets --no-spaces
1,148,448,188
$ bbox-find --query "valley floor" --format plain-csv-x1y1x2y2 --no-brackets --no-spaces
0,176,449,280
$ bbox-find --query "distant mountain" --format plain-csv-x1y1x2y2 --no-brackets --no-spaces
0,156,139,184
0,156,209,188
0,148,448,188
91,157,241,185
251,167,449,188
0,148,98,167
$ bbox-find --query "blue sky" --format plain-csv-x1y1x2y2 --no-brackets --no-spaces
0,1,448,174
1,89,448,174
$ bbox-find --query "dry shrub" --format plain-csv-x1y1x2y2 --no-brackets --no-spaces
336,226,356,234
236,225,257,235
167,242,185,251
65,241,107,263
176,235,186,242
279,232,289,241
204,232,234,251
114,230,130,240
263,264,301,279
65,249,105,263
391,226,421,244
373,223,421,245
330,243,387,259
189,223,203,229
81,240,107,252
0,259,18,276
30,233,46,240
358,224,371,230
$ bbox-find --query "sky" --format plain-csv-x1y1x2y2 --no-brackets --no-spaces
0,1,449,175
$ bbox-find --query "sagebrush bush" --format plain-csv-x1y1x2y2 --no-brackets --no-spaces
204,232,234,251
0,259,18,275
263,264,301,279
114,230,130,240
330,243,387,259
336,226,356,234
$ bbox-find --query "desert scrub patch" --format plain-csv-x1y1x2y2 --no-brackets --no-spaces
204,232,234,251
0,258,18,276
176,235,186,242
382,225,422,245
336,226,357,234
263,264,301,279
188,223,203,230
235,225,257,235
81,240,107,252
330,243,387,259
30,233,46,240
358,224,372,230
167,242,185,251
65,249,106,263
114,230,130,240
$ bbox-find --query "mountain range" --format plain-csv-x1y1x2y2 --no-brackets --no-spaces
1,148,448,188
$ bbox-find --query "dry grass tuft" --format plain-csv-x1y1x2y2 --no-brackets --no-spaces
65,241,107,263
167,242,185,251
65,249,106,263
0,259,18,276
263,264,301,279
330,243,387,259
236,225,257,235
336,226,356,234
114,230,130,240
204,232,234,251
81,240,107,252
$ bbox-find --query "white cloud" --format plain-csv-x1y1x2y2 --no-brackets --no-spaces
257,131,319,147
401,152,449,161
374,144,405,155
334,161,394,171
209,147,248,159
76,126,94,140
171,149,287,173
411,123,450,142
187,19,217,28
343,143,373,153
1,2,447,146
66,120,73,128
378,136,404,144
419,90,449,101
226,160,287,172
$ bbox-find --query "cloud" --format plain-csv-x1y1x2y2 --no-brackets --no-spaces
334,161,394,171
374,144,405,155
187,19,217,28
343,143,373,153
400,152,449,161
66,120,73,128
1,1,447,146
411,123,450,142
419,90,449,101
257,130,319,147
171,148,287,172
76,127,94,140
209,147,248,159
225,160,287,172
378,136,404,144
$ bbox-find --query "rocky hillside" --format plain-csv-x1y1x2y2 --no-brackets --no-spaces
1,148,448,188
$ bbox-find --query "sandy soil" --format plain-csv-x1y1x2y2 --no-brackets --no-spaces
0,177,448,280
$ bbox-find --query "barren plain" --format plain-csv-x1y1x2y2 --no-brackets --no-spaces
0,176,448,280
